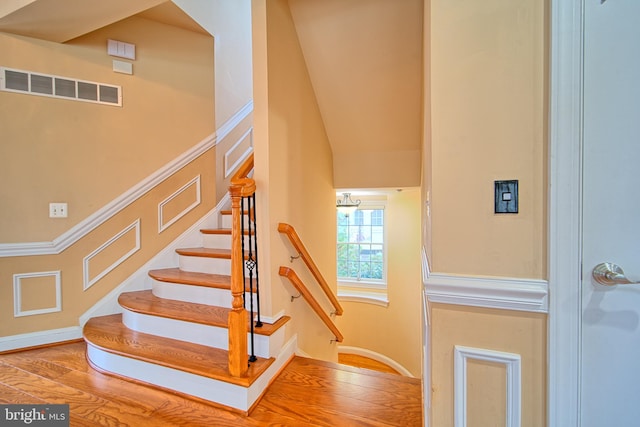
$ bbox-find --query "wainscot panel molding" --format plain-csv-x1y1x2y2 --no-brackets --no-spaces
0,101,253,258
83,219,141,291
424,273,548,313
158,175,202,233
224,127,253,178
13,271,62,317
454,345,521,427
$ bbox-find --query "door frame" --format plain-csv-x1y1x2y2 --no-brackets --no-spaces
548,0,583,425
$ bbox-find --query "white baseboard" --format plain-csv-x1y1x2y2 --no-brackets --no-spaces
0,326,82,352
337,345,414,377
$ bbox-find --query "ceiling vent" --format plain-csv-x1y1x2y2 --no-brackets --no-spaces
0,67,122,107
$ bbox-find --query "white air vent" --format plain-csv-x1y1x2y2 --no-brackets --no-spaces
0,67,122,106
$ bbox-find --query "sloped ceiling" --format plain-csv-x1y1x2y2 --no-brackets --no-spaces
0,0,424,189
0,0,202,43
288,0,423,189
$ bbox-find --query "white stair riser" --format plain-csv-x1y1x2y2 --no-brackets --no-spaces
202,234,252,250
179,256,230,275
220,214,254,230
179,255,255,276
151,280,258,309
122,310,284,358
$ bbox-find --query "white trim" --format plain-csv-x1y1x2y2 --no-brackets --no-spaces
422,246,431,284
158,175,201,233
337,291,389,307
216,101,253,143
0,100,254,258
224,128,253,178
0,326,82,352
256,309,286,325
548,0,583,426
454,345,521,427
424,273,549,313
13,271,62,317
337,345,414,377
83,219,141,290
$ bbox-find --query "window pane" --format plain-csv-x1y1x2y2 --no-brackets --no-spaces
336,206,385,282
337,225,349,243
354,210,364,225
372,225,384,243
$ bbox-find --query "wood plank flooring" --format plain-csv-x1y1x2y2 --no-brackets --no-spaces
0,341,423,426
338,353,402,375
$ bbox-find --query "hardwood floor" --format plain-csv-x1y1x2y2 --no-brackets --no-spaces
0,341,423,426
338,353,402,375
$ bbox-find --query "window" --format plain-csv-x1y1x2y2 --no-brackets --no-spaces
337,205,385,284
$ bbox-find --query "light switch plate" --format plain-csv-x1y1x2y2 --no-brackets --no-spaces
494,180,518,214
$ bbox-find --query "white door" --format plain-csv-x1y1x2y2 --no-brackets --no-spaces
582,0,640,425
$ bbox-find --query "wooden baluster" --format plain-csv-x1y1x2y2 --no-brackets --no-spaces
228,185,248,377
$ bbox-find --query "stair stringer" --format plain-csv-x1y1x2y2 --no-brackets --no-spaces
79,195,229,326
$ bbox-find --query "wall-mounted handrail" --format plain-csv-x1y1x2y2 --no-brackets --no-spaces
277,223,343,316
227,153,256,377
279,266,343,342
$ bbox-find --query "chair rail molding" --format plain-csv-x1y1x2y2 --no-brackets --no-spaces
424,273,548,314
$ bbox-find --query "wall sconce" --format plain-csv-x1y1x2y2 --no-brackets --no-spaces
336,193,361,216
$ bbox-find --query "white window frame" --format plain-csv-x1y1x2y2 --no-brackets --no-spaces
337,197,388,306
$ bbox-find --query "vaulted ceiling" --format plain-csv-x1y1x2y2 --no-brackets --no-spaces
0,0,424,189
0,0,204,42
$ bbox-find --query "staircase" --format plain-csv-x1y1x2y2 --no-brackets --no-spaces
83,205,292,414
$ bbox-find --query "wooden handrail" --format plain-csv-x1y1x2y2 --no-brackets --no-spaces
231,153,254,183
227,153,255,377
278,223,343,315
279,266,343,342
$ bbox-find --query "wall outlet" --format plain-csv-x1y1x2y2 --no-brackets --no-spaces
49,203,68,218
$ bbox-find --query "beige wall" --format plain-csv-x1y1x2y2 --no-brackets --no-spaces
0,16,214,243
425,0,548,425
0,148,217,336
288,0,423,189
0,14,220,338
336,189,423,377
252,0,339,361
174,0,253,127
429,0,546,279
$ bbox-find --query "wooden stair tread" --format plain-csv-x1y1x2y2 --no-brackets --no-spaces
149,267,256,292
119,290,290,336
149,268,231,288
200,228,252,235
83,314,273,387
176,247,251,260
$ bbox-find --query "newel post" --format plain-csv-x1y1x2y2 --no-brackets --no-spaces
228,184,248,377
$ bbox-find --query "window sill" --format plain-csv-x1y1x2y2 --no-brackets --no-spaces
337,287,389,307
